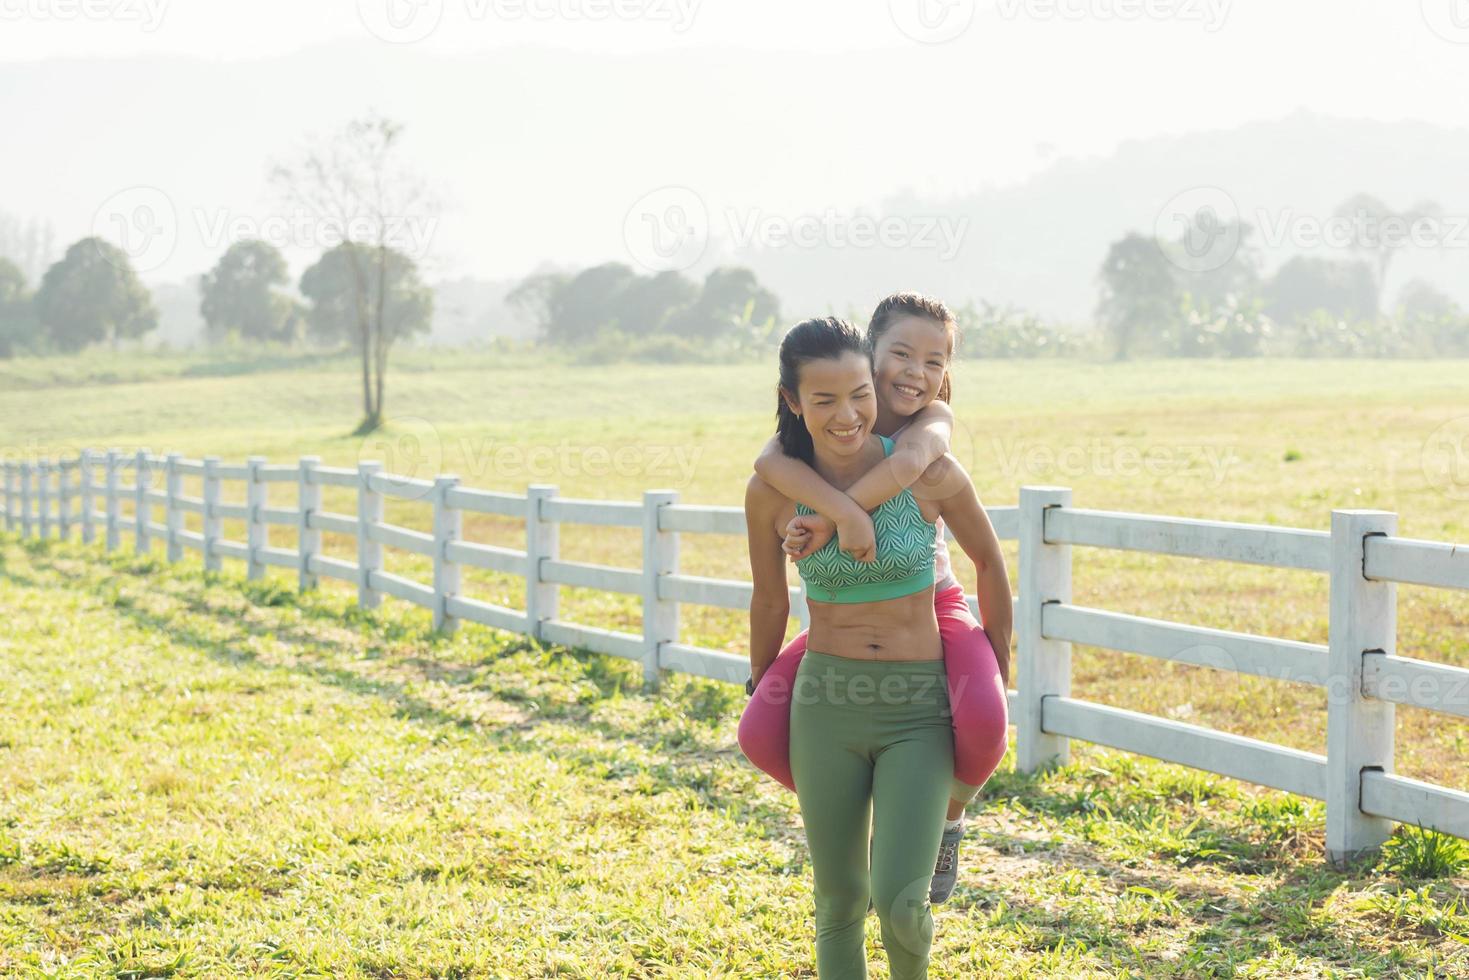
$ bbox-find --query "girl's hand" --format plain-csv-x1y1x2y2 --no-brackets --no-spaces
836,511,877,564
782,514,836,560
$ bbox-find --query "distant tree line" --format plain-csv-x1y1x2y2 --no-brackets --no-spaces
506,262,781,363
0,236,431,361
5,187,1465,368
1092,193,1469,360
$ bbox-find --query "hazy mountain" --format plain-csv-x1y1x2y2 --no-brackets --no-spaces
729,110,1469,322
4,37,1468,325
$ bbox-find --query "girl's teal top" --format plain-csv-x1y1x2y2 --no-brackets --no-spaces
794,434,937,603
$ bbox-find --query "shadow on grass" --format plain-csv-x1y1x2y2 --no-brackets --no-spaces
19,538,1460,976
33,542,799,839
0,539,45,589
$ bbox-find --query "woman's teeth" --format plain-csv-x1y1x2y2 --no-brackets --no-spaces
830,424,861,438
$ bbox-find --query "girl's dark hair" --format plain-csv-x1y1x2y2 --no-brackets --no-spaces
775,316,870,464
867,291,958,403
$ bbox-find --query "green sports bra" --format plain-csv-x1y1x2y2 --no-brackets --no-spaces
794,434,937,604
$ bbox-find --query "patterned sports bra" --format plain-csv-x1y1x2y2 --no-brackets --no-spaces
794,434,937,604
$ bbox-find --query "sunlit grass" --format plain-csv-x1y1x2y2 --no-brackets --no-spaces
2,350,1468,975
0,536,1465,977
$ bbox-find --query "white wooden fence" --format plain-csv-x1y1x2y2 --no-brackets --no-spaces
2,449,1467,867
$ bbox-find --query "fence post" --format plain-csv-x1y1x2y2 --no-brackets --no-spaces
134,448,150,555
80,450,95,545
20,462,32,538
165,452,182,563
357,461,382,609
104,450,119,552
1326,508,1398,868
57,457,71,540
796,579,810,631
298,456,321,592
1016,485,1074,774
641,489,680,689
3,461,14,533
524,484,559,641
38,459,50,539
246,455,266,581
433,474,462,633
202,456,222,573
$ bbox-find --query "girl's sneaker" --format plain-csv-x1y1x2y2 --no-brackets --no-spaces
930,814,966,904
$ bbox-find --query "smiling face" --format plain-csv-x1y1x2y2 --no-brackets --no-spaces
780,350,878,460
872,314,952,418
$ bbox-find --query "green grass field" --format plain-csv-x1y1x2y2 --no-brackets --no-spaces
2,347,1467,976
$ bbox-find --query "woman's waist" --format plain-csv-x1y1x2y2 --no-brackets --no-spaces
804,611,942,663
794,648,951,710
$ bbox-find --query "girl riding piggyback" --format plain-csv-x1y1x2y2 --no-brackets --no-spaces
737,292,1013,905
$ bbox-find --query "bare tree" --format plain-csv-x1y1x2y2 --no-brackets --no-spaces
269,110,439,434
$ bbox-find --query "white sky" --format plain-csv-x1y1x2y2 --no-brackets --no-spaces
0,0,1463,66
5,0,1469,286
4,1,1466,119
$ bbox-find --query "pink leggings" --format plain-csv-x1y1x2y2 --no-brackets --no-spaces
737,584,1009,803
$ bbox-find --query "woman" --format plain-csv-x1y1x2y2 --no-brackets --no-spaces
740,292,1012,905
745,316,1011,979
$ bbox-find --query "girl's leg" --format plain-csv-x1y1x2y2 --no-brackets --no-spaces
934,585,1009,810
737,629,808,793
869,660,954,980
790,651,875,979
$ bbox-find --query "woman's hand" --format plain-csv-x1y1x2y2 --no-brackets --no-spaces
985,626,1012,689
782,513,836,560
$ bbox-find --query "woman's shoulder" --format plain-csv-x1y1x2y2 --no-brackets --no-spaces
744,473,797,529
922,452,964,480
918,453,974,511
745,473,784,511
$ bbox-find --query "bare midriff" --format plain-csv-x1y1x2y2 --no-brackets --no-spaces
805,586,942,662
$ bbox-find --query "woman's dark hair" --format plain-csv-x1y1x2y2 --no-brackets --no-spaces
867,291,958,403
775,316,871,464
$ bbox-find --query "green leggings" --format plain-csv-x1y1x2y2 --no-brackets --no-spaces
789,648,955,980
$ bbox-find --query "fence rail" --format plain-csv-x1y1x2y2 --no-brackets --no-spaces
2,448,1466,867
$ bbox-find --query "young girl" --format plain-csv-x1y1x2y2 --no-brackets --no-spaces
738,292,1012,904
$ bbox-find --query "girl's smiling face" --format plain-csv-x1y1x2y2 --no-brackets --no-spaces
872,314,951,417
781,350,878,459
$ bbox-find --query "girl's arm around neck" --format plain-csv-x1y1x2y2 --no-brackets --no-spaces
844,400,955,512
753,432,865,526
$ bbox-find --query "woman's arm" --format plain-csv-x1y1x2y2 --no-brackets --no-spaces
842,400,955,511
928,454,1013,687
745,474,792,685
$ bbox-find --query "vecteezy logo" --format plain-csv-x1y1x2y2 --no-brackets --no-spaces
889,0,975,43
92,186,177,273
1422,0,1469,43
358,0,444,43
1153,186,1242,273
357,416,444,501
1422,416,1469,501
622,186,709,273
